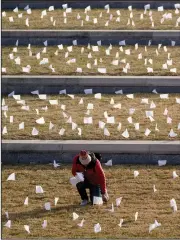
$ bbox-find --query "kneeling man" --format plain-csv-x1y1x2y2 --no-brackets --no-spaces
72,150,109,206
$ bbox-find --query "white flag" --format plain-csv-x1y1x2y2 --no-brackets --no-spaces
7,173,15,181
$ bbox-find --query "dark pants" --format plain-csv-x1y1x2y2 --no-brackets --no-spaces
76,179,101,203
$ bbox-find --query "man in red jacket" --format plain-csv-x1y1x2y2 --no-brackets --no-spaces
72,150,109,206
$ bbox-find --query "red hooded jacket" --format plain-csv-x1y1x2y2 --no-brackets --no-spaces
72,154,106,194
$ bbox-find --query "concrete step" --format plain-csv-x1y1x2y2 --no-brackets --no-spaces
2,1,178,9
2,30,180,46
2,140,180,164
2,76,180,94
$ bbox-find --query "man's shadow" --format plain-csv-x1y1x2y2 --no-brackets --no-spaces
2,204,82,222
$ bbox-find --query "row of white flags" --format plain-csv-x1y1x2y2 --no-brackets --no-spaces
3,218,176,234
2,92,180,137
2,92,180,138
2,3,180,28
2,41,179,74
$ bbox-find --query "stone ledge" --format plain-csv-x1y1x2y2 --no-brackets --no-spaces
2,76,180,87
2,1,179,9
2,31,180,46
2,140,180,154
2,76,180,94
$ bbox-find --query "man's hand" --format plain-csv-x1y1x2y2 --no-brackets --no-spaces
102,190,109,202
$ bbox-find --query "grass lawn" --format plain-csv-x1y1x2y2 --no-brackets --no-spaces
2,94,180,140
2,8,180,30
2,164,180,238
2,45,180,76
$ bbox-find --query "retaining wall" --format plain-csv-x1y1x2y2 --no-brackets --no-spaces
2,140,180,164
2,76,180,94
2,1,179,10
2,151,180,165
2,31,180,46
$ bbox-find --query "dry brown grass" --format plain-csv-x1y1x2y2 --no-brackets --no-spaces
2,94,180,140
2,164,180,238
2,45,180,76
2,8,180,30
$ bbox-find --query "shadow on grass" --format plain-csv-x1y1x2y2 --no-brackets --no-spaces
2,204,83,222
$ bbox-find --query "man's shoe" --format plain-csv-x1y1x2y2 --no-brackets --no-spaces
80,199,88,206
